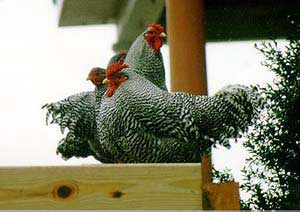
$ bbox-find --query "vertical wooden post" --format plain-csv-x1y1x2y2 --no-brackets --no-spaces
166,0,212,184
166,0,207,95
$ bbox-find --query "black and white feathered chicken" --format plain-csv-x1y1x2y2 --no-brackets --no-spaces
44,23,261,163
43,24,169,161
124,24,167,90
93,62,261,163
43,53,126,161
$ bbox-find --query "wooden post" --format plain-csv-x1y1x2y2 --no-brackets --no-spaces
166,1,241,209
166,0,207,95
166,0,211,183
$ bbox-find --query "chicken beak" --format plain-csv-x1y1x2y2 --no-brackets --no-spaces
86,76,91,80
159,32,167,38
102,78,110,85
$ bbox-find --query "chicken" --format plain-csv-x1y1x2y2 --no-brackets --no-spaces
42,67,106,160
124,24,168,90
94,63,261,163
43,22,169,161
44,23,260,163
43,53,127,161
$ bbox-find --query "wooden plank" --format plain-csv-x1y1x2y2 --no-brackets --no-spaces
202,182,240,210
0,164,202,210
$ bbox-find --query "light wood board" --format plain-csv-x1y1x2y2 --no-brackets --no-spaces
0,163,202,210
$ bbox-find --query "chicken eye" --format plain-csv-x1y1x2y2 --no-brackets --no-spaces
145,31,155,37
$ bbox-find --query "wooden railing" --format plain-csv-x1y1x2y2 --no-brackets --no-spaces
0,163,239,210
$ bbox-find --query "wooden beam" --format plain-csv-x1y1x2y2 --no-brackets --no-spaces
113,0,165,51
0,164,202,210
166,0,212,185
58,0,124,26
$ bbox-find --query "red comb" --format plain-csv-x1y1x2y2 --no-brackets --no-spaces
147,24,164,33
106,61,129,78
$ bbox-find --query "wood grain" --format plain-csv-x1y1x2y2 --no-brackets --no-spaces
0,163,202,210
202,182,240,210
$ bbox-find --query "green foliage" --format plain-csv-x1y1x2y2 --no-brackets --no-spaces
212,165,235,183
241,17,300,210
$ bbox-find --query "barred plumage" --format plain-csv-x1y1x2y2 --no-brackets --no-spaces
43,24,261,164
43,53,126,161
42,91,101,160
93,69,261,163
124,24,167,90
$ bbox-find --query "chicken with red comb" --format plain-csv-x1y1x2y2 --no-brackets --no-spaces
44,23,262,164
94,65,262,162
145,24,166,53
124,23,168,90
102,61,129,97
